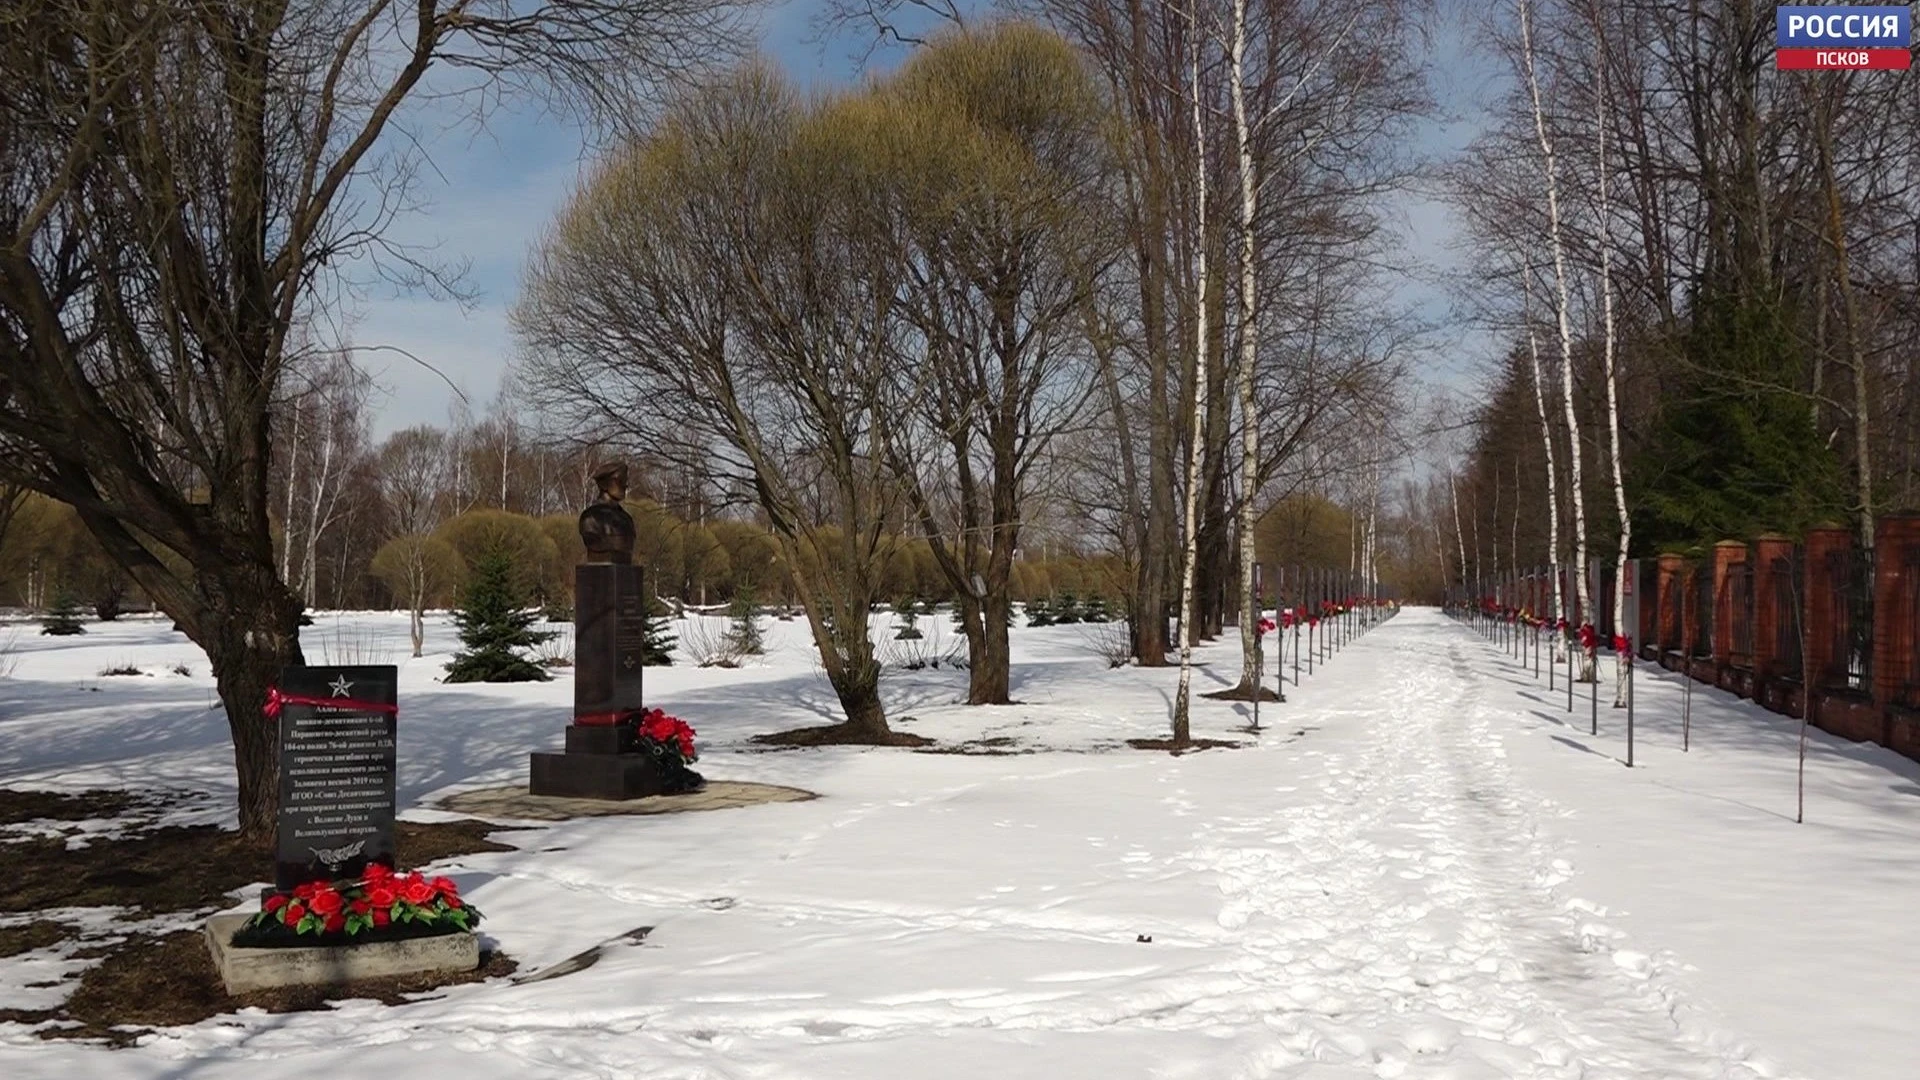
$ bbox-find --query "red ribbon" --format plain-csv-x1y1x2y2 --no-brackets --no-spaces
263,686,399,721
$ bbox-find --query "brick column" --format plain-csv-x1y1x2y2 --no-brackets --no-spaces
1711,540,1745,670
1873,514,1920,718
1751,535,1793,688
1656,554,1683,656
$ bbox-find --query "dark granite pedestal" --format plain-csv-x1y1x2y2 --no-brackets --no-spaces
529,723,678,800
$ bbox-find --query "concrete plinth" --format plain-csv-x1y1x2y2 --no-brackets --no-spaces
438,779,816,822
205,913,479,995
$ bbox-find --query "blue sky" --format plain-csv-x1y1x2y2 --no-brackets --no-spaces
352,1,1495,437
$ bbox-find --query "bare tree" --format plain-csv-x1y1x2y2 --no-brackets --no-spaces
517,66,922,744
0,0,745,841
875,24,1114,705
376,426,454,655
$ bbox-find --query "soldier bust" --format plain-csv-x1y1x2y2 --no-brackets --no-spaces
578,462,636,564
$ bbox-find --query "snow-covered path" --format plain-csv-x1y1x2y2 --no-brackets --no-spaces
6,606,1913,1077
1157,624,1775,1080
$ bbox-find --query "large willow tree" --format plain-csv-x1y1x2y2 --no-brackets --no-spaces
517,23,1116,728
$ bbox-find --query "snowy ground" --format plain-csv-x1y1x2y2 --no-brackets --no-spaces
0,607,1915,1079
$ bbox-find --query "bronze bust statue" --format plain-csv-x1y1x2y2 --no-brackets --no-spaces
578,462,636,564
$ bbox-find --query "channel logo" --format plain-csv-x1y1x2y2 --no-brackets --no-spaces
1776,4,1912,69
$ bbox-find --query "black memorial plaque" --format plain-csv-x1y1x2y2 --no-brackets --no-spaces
575,563,647,720
274,665,398,891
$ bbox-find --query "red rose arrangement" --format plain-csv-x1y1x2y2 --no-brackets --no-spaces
247,863,479,941
632,707,698,767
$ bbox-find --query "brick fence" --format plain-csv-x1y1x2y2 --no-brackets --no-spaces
1456,513,1920,764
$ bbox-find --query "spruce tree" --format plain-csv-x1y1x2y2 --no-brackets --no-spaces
1083,595,1111,623
1053,592,1082,625
893,596,924,640
726,588,764,655
1025,596,1054,627
642,596,677,666
40,592,87,636
444,550,554,683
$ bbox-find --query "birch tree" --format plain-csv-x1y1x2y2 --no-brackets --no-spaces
1519,0,1592,676
1171,0,1211,746
1521,270,1564,639
1587,12,1631,705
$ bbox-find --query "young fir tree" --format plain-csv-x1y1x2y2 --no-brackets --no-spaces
1053,592,1082,624
40,592,87,636
726,588,765,655
1025,595,1054,626
893,596,924,640
643,596,677,666
444,550,554,683
1083,595,1111,623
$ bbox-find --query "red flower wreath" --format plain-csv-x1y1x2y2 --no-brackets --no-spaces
248,863,479,941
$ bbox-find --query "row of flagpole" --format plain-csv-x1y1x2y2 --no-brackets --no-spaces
1246,565,1401,732
1443,579,1637,768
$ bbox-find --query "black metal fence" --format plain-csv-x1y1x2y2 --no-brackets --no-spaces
1769,550,1804,682
1729,558,1754,666
1691,563,1714,658
1903,545,1920,710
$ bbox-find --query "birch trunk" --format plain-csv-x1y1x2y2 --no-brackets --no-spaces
301,420,336,606
1172,7,1209,745
280,402,302,585
1521,0,1591,676
1522,269,1564,649
1593,24,1632,706
1448,468,1468,586
1229,0,1262,694
1816,82,1875,550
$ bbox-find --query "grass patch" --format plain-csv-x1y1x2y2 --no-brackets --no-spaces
0,819,515,915
752,723,932,748
0,920,68,959
0,790,141,827
1123,738,1245,754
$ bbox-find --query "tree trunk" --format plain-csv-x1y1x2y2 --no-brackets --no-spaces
1172,11,1209,745
1232,0,1260,687
198,563,306,845
1521,0,1593,678
1521,271,1564,643
1816,80,1875,549
831,665,891,740
1592,19,1632,706
974,591,1013,704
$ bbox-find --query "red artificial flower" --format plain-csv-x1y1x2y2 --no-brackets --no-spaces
309,887,344,917
293,882,318,900
368,883,398,908
430,876,458,899
401,877,435,906
351,899,371,915
324,912,345,934
445,896,463,910
372,908,391,928
263,894,288,914
363,862,393,884
284,903,306,925
1612,634,1630,654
